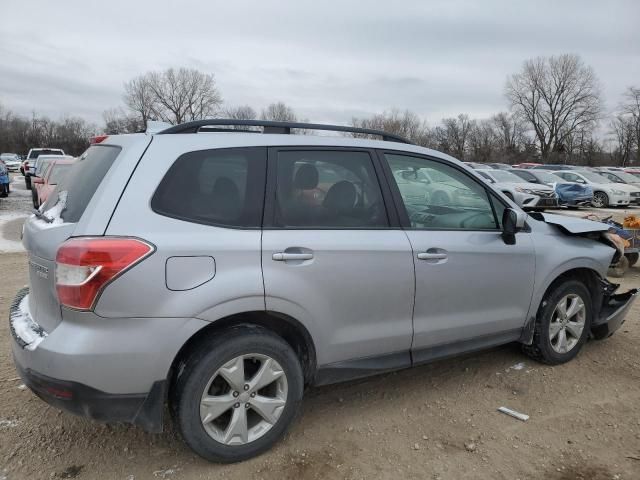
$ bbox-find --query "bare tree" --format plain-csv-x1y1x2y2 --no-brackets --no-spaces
139,68,222,125
505,54,602,158
468,119,497,162
492,112,527,155
621,86,640,164
224,105,257,120
351,109,433,146
610,115,635,166
123,75,157,125
435,114,474,159
102,108,143,134
260,102,298,122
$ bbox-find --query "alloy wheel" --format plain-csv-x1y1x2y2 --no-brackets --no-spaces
199,354,288,446
549,294,586,354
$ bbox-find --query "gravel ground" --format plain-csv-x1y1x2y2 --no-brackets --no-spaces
0,177,639,480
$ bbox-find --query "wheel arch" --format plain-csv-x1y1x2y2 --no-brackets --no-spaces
520,267,603,345
167,310,318,393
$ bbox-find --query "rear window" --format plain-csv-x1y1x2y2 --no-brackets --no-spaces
42,145,121,223
48,164,72,184
29,149,63,159
151,147,266,228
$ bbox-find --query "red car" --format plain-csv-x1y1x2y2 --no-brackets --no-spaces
32,158,75,208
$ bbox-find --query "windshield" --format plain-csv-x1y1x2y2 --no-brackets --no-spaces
48,164,72,184
487,170,524,183
535,171,566,183
578,171,613,183
611,171,639,183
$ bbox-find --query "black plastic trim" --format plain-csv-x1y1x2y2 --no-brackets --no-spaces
314,329,523,386
14,363,166,433
156,119,412,144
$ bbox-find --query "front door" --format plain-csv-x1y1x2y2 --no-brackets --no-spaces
381,152,536,362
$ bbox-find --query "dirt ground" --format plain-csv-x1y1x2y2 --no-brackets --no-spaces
1,176,639,480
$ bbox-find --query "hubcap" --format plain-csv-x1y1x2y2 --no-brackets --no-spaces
199,354,288,446
549,294,586,354
593,193,606,207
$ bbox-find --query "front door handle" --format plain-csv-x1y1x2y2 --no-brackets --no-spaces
417,252,447,260
272,252,314,261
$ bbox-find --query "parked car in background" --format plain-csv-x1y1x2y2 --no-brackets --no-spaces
533,164,576,171
10,119,637,463
625,169,640,179
1,153,22,171
512,162,541,169
22,148,65,188
476,168,557,209
463,161,485,169
29,155,74,207
597,170,640,199
484,162,512,170
510,169,593,208
553,170,640,208
31,158,75,208
0,161,9,197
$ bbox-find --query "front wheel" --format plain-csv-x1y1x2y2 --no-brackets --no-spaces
592,191,609,208
522,280,592,365
171,327,304,463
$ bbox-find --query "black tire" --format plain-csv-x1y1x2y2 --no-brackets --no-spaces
171,327,304,463
24,176,31,189
626,252,639,267
522,279,592,365
592,191,608,208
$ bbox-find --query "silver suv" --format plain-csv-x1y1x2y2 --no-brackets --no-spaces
10,120,637,463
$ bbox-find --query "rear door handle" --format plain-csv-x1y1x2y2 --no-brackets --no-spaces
272,252,314,261
417,253,447,260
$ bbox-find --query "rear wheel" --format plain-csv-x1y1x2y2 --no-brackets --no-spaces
24,176,31,189
31,186,39,209
626,252,639,267
171,327,304,463
592,191,608,208
522,280,592,365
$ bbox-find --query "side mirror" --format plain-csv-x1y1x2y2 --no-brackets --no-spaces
32,177,44,184
502,208,526,245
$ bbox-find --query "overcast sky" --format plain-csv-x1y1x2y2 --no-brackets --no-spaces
1,0,638,127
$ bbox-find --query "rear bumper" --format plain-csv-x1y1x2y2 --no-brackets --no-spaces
592,287,638,339
14,361,166,433
9,287,209,433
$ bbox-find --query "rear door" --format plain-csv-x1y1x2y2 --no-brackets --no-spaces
261,148,415,371
379,151,536,361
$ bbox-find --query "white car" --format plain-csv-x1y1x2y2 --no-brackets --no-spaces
597,170,640,204
476,169,558,209
0,153,21,172
553,170,640,208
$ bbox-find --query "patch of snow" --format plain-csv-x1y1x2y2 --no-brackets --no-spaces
153,468,180,478
41,190,67,225
17,384,27,390
10,294,47,351
509,362,526,371
0,211,28,253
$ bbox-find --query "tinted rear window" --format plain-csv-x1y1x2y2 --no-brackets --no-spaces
42,145,121,223
151,147,266,228
29,149,63,159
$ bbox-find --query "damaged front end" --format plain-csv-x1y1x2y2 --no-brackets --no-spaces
591,278,638,339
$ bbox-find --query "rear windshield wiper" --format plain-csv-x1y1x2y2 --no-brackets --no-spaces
32,209,53,223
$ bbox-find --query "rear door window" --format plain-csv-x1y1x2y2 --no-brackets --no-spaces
273,150,388,228
151,147,266,228
42,145,121,223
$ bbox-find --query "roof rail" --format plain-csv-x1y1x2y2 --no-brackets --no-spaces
156,119,412,144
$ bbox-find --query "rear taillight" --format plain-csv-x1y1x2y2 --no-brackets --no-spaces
90,135,108,144
55,237,153,310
